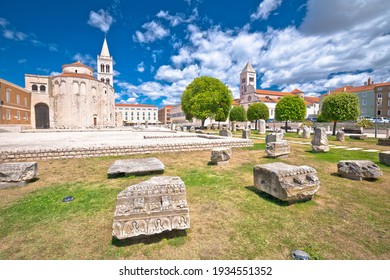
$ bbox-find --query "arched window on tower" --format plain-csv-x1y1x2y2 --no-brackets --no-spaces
101,78,105,82
40,85,46,92
32,84,38,91
106,78,110,85
100,64,104,72
106,64,110,73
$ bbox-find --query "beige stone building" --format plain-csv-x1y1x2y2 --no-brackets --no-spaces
158,105,173,124
0,78,32,131
25,38,116,129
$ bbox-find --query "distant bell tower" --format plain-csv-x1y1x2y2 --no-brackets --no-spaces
97,36,113,87
240,62,256,100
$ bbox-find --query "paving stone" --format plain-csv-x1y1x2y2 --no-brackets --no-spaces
107,157,165,177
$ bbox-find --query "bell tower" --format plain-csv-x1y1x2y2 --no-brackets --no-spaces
240,62,256,100
97,36,113,87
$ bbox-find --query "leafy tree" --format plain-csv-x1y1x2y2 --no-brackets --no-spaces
316,113,328,123
181,76,233,129
215,108,227,129
229,106,247,122
275,95,306,132
321,92,360,135
357,119,374,129
247,102,269,130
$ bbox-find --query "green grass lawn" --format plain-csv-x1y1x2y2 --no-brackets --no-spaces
0,141,389,260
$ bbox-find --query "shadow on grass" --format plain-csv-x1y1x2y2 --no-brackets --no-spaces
245,186,289,207
107,170,164,179
111,229,188,247
330,172,380,182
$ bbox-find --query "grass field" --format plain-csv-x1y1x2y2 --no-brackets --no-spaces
0,138,389,260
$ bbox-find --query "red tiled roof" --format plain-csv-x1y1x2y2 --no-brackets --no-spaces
116,103,158,108
258,97,279,103
255,89,293,96
55,73,97,81
291,88,304,94
61,61,94,72
304,96,320,104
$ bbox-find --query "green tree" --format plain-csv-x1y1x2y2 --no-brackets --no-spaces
321,92,360,135
229,106,247,123
181,76,233,129
215,107,227,129
275,95,306,132
247,102,269,130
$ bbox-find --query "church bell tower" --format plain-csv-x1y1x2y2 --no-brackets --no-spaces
97,36,113,87
240,62,256,100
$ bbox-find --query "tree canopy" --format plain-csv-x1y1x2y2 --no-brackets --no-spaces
275,95,306,132
181,76,233,128
247,102,269,122
321,92,360,135
229,106,247,122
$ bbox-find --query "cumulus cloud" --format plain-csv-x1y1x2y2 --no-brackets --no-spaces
3,30,27,41
73,53,96,67
133,21,170,43
251,0,282,21
17,59,26,64
156,8,198,26
0,17,8,27
87,9,114,33
137,62,145,73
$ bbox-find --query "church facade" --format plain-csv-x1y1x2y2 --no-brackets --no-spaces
25,38,116,129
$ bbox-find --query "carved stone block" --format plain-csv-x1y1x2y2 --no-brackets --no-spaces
254,162,320,204
0,162,38,189
265,140,290,158
210,148,231,165
337,160,382,180
302,126,311,139
242,129,250,139
219,129,232,137
379,151,390,166
265,132,283,144
311,127,329,152
112,176,190,239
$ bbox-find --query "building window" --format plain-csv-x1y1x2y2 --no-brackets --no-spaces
40,85,46,92
106,78,110,85
100,64,104,72
388,100,390,106
242,78,246,83
377,87,383,91
362,99,367,105
106,64,110,73
377,93,382,98
101,78,104,82
249,77,254,82
32,84,38,91
362,92,367,97
388,109,390,115
16,111,20,120
6,89,11,102
25,112,28,120
24,97,27,107
6,109,10,120
16,95,20,105
378,110,381,116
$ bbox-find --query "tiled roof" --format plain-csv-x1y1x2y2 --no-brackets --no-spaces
54,73,97,81
291,88,304,94
258,97,279,103
116,103,158,108
304,96,320,104
330,82,390,94
255,89,293,96
61,61,94,71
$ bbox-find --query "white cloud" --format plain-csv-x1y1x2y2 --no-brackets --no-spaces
50,71,62,76
133,21,170,43
73,53,96,67
137,62,145,73
18,59,26,64
251,0,282,21
3,30,27,41
156,8,198,27
87,9,114,33
113,69,121,76
0,17,8,27
155,64,199,83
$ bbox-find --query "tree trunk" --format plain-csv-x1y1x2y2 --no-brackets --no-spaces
201,119,206,130
218,121,220,130
255,120,258,130
285,120,288,133
332,121,337,136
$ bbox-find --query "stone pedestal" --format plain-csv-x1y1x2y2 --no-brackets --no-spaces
379,151,390,166
232,121,236,132
337,160,382,180
302,126,311,139
210,148,231,165
311,127,329,152
0,162,38,189
242,129,250,139
265,132,283,144
112,176,190,240
107,158,165,177
265,140,290,158
258,119,266,134
336,130,345,141
219,129,232,137
254,162,320,204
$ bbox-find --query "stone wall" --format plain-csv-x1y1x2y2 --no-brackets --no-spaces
0,139,253,162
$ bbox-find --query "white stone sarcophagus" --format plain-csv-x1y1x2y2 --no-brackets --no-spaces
112,176,190,240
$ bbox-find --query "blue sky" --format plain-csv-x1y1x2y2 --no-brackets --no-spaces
1,0,389,107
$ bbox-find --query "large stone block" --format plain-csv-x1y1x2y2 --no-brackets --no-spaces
379,151,390,166
265,132,283,144
0,162,38,189
265,140,290,158
112,176,190,240
336,130,345,141
302,126,311,139
258,119,266,134
337,160,382,180
107,157,165,177
242,129,250,139
219,129,232,137
311,127,329,152
210,148,231,165
254,162,320,204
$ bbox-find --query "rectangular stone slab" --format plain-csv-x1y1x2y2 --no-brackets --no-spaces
107,157,165,177
254,162,320,204
112,176,190,239
0,162,38,189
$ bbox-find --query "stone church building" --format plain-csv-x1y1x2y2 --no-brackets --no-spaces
25,38,116,129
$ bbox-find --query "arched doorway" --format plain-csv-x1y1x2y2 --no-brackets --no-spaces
35,103,50,129
93,114,98,127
